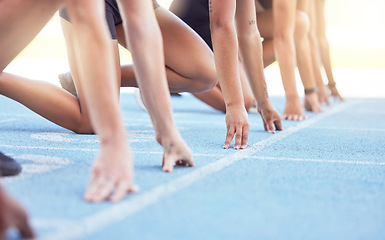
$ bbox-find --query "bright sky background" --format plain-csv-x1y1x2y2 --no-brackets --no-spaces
17,0,385,69
5,0,385,98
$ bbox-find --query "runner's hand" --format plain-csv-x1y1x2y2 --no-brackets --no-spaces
223,105,249,150
258,104,283,133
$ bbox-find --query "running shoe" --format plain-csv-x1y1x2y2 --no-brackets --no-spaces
0,152,22,177
58,72,78,97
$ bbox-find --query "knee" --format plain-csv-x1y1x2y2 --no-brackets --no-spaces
195,62,218,92
63,0,98,24
71,118,94,134
294,10,310,43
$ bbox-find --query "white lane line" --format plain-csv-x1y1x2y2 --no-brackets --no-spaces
40,100,363,240
310,126,385,132
0,118,17,124
2,155,74,184
0,145,225,158
0,144,98,152
250,156,385,166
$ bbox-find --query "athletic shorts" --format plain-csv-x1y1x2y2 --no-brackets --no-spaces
257,0,272,10
169,0,212,50
59,0,160,40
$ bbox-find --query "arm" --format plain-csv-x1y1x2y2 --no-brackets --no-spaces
295,0,322,113
273,0,305,121
308,0,330,105
64,0,135,202
235,0,282,133
210,0,249,149
117,0,194,171
315,0,343,101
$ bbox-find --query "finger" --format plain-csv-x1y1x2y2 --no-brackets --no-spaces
84,177,100,202
18,214,35,239
234,125,242,150
266,118,276,134
325,97,331,106
282,114,288,120
183,153,195,167
162,154,174,172
84,177,114,202
297,115,303,121
274,118,283,131
176,160,183,166
262,119,268,131
109,180,130,203
128,185,140,193
241,124,249,149
292,115,299,121
224,125,235,149
92,178,115,203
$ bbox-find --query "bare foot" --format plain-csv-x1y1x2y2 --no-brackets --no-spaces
83,140,137,203
0,186,35,239
58,72,77,97
304,92,323,113
283,96,306,121
159,133,194,172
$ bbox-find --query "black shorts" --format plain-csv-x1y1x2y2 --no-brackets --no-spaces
258,0,272,10
59,0,160,40
169,0,212,50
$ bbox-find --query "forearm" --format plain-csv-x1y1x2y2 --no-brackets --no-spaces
318,36,335,85
66,0,127,143
238,32,269,107
309,31,325,88
274,35,299,98
123,9,176,136
211,24,244,108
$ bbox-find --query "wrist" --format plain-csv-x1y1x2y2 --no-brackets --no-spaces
304,87,317,95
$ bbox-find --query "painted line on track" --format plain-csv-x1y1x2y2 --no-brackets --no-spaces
0,144,99,152
250,156,385,166
310,126,385,132
40,99,363,240
0,118,17,124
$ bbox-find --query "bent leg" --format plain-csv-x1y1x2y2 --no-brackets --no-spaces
193,58,254,113
0,0,63,72
256,9,276,67
0,73,92,133
117,7,217,93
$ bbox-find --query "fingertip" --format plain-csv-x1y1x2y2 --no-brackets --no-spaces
241,145,247,149
162,166,173,173
129,185,140,193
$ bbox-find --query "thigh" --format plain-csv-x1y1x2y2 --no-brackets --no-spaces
0,0,62,72
169,0,213,49
155,7,214,76
256,9,274,39
60,19,121,120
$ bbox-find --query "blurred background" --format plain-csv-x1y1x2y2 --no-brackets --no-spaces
5,0,385,98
